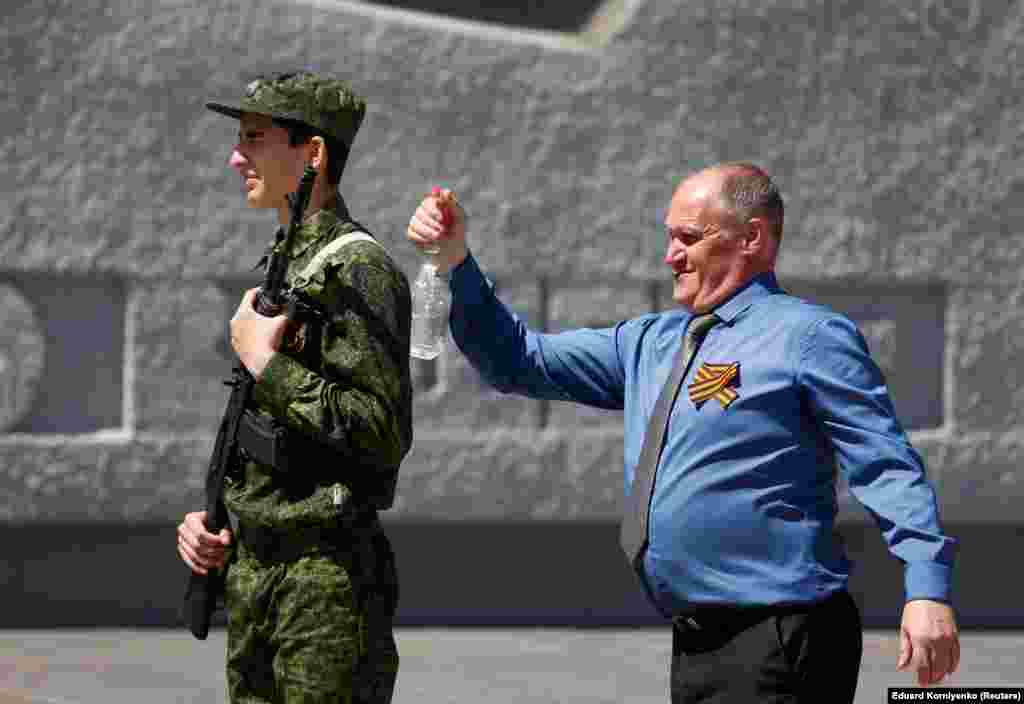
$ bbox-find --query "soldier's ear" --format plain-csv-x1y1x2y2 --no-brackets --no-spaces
308,136,327,176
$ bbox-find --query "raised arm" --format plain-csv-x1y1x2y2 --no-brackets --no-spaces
407,190,628,408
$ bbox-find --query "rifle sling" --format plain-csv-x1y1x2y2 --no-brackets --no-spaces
291,231,380,288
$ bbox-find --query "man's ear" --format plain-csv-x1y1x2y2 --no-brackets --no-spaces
744,217,770,256
307,136,327,176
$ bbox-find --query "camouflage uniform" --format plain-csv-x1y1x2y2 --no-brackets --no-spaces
206,73,412,704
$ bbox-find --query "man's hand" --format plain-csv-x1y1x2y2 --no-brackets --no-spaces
177,510,233,576
407,186,469,274
897,599,960,686
230,287,289,378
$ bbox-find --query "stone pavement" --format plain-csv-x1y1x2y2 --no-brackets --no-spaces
1,629,1021,704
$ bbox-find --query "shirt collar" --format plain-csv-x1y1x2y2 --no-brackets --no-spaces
711,271,782,324
287,194,351,257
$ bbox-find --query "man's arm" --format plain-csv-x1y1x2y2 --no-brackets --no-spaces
408,190,628,408
455,253,633,407
798,313,959,685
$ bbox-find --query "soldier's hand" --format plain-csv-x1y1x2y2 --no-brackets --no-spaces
407,186,468,274
177,510,233,576
230,288,288,378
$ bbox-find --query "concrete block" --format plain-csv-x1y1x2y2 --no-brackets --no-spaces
776,214,883,282
0,282,45,433
950,284,1024,432
547,279,654,332
413,278,543,430
131,281,234,432
565,427,627,519
391,429,571,519
926,431,1024,524
546,280,652,429
0,436,212,522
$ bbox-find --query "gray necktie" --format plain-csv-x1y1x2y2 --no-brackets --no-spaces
620,312,721,570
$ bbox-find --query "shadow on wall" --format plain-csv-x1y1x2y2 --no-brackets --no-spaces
351,0,608,33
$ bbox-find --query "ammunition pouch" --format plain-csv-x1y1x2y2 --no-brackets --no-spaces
237,410,291,471
236,410,396,510
236,410,339,476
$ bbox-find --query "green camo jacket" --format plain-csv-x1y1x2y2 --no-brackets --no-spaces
223,197,413,534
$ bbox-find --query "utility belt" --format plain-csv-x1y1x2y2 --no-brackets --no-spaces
237,512,380,564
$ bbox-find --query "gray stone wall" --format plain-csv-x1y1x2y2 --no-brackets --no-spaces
2,0,1022,529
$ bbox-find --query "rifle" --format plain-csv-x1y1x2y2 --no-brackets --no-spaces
255,164,318,316
182,164,317,640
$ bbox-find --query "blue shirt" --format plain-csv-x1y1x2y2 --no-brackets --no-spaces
449,253,956,616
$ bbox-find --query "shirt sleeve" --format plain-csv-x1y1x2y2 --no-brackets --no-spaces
448,252,627,409
797,314,957,604
252,241,413,491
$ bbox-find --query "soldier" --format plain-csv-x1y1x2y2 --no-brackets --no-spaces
177,70,412,703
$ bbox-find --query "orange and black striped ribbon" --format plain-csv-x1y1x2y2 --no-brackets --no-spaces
688,362,740,408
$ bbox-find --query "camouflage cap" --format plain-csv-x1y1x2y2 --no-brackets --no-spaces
206,71,367,148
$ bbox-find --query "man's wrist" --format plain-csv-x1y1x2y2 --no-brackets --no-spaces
437,247,469,275
905,597,953,607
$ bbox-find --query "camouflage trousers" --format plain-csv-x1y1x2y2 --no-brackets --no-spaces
224,530,399,703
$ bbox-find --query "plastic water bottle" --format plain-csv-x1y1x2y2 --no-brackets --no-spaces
410,187,455,360
409,248,449,360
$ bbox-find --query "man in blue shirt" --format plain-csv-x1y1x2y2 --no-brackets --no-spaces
407,162,959,702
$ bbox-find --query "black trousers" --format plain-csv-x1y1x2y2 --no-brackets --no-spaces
670,590,862,704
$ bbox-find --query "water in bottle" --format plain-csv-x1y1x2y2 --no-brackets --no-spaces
410,256,449,360
410,187,455,360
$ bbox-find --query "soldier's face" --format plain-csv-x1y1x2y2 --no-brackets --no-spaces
228,113,307,211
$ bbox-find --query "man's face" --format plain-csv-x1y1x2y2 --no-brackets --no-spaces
663,174,745,312
227,113,307,211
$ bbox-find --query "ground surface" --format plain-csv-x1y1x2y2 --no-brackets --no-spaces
1,629,1021,703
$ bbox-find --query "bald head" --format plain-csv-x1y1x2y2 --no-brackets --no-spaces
689,162,785,243
663,162,784,311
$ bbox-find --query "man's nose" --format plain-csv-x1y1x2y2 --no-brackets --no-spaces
664,241,683,265
228,148,247,169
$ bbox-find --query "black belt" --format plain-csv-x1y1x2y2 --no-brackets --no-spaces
671,591,848,648
672,602,780,635
238,514,379,564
